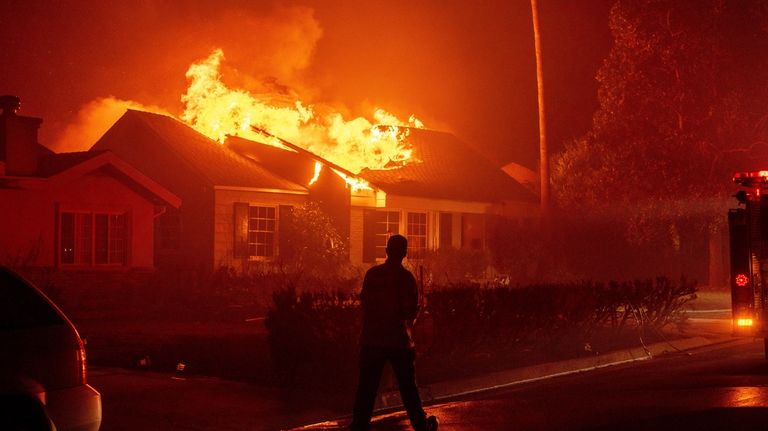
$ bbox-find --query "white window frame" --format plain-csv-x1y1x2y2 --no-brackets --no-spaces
374,210,401,261
247,205,277,260
59,210,129,267
406,211,428,261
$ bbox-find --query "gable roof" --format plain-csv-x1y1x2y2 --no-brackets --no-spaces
358,129,537,203
46,150,181,208
91,110,307,193
1,148,180,207
36,150,103,177
225,135,314,187
225,132,362,188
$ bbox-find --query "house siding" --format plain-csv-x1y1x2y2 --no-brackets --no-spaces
349,206,365,265
348,193,537,266
0,172,156,268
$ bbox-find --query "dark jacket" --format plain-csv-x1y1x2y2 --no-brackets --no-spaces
359,259,419,348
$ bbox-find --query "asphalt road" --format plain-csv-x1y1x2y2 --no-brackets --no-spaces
302,337,768,431
91,307,761,431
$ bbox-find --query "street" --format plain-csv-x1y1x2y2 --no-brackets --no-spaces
87,314,768,431
301,337,768,430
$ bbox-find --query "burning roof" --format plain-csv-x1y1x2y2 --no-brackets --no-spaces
91,109,306,193
358,129,537,203
228,126,537,204
180,49,423,174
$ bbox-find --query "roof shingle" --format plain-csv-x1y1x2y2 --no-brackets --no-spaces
358,129,536,203
92,110,306,192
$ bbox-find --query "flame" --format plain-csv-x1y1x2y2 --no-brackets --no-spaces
181,49,423,174
308,161,323,186
332,169,372,192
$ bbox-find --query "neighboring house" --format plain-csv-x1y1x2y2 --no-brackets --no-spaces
0,97,180,269
91,110,310,271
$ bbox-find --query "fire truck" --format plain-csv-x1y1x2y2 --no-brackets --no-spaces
729,171,768,354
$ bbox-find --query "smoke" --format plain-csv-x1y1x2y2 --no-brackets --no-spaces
51,4,324,152
209,6,323,86
52,97,170,153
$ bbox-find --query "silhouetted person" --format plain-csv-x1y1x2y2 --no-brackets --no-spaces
349,234,437,431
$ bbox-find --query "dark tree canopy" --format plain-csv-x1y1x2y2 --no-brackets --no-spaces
554,0,768,211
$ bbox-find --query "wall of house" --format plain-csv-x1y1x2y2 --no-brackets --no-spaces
349,206,365,264
0,180,55,265
0,171,157,268
348,195,502,266
213,188,306,271
347,195,542,266
308,167,351,245
159,188,215,272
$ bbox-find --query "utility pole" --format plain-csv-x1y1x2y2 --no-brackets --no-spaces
531,0,550,220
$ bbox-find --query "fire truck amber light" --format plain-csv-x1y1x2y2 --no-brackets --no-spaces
736,318,754,327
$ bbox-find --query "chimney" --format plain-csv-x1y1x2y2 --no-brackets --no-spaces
0,95,43,176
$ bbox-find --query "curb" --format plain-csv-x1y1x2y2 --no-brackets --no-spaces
377,335,729,408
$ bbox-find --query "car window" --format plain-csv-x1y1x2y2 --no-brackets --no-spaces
0,269,64,330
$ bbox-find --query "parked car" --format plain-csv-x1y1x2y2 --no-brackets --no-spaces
0,266,101,430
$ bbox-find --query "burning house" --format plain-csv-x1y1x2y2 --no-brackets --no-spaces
219,126,539,267
354,128,539,263
89,107,537,272
90,110,309,271
0,97,180,269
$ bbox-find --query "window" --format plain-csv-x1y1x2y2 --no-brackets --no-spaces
248,206,276,258
375,211,400,259
407,212,427,260
60,211,128,266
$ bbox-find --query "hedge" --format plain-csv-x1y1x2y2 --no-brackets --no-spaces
265,277,697,389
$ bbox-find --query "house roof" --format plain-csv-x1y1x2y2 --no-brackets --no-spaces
225,135,315,187
36,151,103,177
358,129,538,203
225,133,361,189
45,150,181,208
1,148,180,207
91,110,307,193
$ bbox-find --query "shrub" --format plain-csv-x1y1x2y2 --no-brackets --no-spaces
265,277,697,389
265,286,361,388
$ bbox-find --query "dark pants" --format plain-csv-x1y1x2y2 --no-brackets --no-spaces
350,345,427,431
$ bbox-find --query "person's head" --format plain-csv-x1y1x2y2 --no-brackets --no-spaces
386,234,408,261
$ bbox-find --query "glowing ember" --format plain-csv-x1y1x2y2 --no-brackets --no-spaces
181,49,423,174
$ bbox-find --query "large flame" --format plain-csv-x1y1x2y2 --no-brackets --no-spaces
181,49,422,174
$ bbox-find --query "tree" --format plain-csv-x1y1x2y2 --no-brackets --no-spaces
553,0,768,284
557,0,768,206
278,202,353,281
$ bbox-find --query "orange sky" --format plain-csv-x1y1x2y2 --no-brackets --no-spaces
0,0,610,169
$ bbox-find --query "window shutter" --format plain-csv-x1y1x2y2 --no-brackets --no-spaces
362,209,376,263
278,205,294,259
233,202,249,258
439,212,453,249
